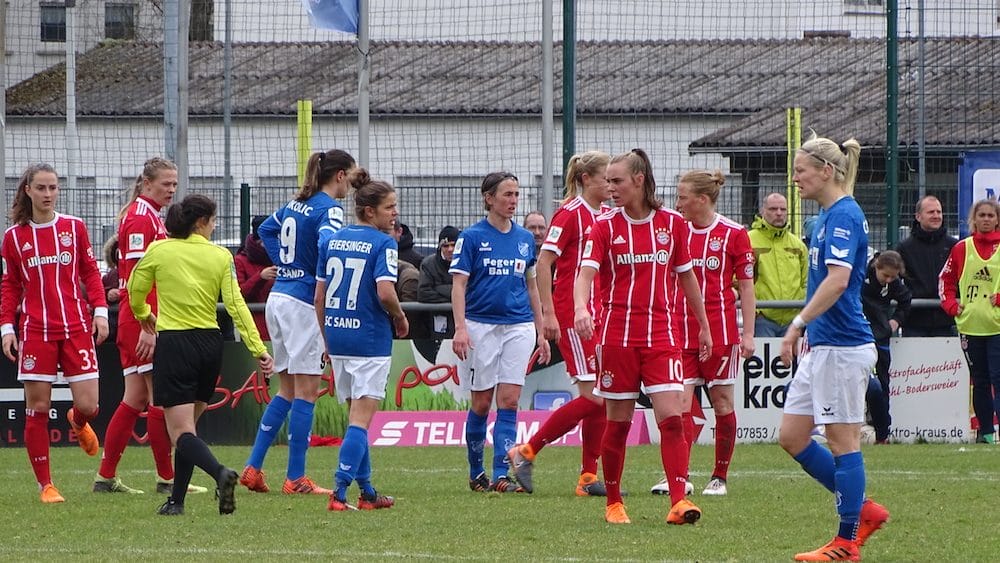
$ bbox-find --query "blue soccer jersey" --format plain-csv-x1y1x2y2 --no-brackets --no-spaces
448,219,536,324
317,225,398,357
259,191,345,304
805,196,875,347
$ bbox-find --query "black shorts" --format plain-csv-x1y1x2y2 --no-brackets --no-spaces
152,329,224,408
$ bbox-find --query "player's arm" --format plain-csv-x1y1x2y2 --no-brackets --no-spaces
451,273,471,360
737,277,756,358
76,224,109,344
677,268,713,361
889,277,912,331
535,249,560,341
573,266,597,340
127,246,157,330
219,251,273,375
256,212,282,265
526,267,551,364
939,242,964,316
1,233,24,361
378,280,408,338
779,264,851,367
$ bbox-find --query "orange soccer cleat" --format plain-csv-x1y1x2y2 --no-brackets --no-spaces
856,499,889,547
40,484,65,504
239,466,270,493
282,475,333,495
666,498,701,525
604,502,631,524
793,537,860,562
576,472,608,497
67,408,99,456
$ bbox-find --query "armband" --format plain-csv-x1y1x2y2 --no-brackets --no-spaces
791,315,807,330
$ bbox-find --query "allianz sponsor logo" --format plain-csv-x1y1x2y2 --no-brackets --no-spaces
27,252,72,267
615,250,669,266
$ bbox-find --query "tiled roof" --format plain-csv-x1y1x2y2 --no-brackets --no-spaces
6,37,999,147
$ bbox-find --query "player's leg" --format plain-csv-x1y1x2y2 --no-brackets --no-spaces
595,345,640,523
349,357,394,509
652,349,698,495
96,327,148,490
962,335,996,442
282,302,329,493
60,336,100,457
984,334,1000,441
490,323,533,492
703,344,740,495
574,379,607,496
23,378,61,502
460,321,497,490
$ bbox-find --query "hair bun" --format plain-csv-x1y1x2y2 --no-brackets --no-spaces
349,167,371,190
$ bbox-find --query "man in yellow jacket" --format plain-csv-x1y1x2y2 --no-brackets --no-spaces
748,193,808,336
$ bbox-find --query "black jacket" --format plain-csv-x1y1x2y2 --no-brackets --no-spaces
398,224,425,269
862,263,912,342
418,251,452,304
894,221,957,330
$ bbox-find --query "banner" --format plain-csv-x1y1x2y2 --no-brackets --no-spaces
957,150,1000,238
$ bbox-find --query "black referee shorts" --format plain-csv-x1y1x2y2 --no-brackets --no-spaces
152,329,224,408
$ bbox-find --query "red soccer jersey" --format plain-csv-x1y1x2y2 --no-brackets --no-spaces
117,196,166,323
542,196,610,325
581,207,692,348
671,213,754,349
0,214,107,340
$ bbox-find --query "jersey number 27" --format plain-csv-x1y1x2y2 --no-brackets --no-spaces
324,256,367,311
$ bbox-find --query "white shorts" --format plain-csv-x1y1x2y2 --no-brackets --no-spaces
458,320,536,392
265,293,325,376
783,344,877,424
330,356,392,403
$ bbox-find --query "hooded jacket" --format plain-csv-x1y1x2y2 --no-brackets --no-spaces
397,224,425,269
234,233,274,339
862,262,912,342
747,216,808,326
895,220,958,330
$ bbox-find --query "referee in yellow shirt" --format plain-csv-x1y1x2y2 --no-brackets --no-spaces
129,193,274,516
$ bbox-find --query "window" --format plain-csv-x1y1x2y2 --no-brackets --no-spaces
105,4,136,40
40,3,66,43
844,0,884,15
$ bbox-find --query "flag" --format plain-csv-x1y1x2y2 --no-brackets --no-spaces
301,0,359,34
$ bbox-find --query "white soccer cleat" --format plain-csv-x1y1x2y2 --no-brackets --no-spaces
650,477,694,496
702,477,727,496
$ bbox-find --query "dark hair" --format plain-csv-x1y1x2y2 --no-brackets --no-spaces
10,163,59,226
480,171,518,211
118,157,177,221
165,194,217,239
872,250,904,274
349,167,395,221
610,148,661,210
297,149,355,202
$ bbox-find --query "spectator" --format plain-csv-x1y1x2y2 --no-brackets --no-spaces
417,225,459,339
523,210,547,255
861,250,911,444
896,195,958,337
103,234,120,305
394,217,424,269
748,193,808,337
390,220,419,302
234,215,277,340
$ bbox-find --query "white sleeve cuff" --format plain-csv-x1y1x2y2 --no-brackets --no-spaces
93,307,109,319
1,324,14,337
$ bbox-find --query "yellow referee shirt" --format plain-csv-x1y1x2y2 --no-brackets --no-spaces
127,233,267,358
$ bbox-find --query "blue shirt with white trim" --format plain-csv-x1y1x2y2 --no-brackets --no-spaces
317,225,398,357
449,218,536,325
805,196,874,347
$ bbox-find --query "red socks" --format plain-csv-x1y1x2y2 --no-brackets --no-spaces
25,409,51,487
713,411,736,480
657,415,689,505
580,403,606,476
99,402,141,479
147,406,174,480
601,419,631,505
71,405,95,428
528,396,601,454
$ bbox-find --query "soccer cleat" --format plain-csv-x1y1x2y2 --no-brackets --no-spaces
666,498,702,525
507,445,535,493
67,408,99,456
856,499,890,547
604,502,631,524
156,479,209,495
575,473,608,497
358,491,395,510
40,484,65,504
239,466,270,493
216,467,238,515
487,476,525,493
327,493,359,511
282,476,333,495
157,498,184,516
93,475,145,494
651,476,693,496
469,472,491,492
702,477,727,496
793,537,860,561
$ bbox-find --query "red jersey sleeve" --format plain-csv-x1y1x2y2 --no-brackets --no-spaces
732,228,755,280
581,216,609,271
938,239,965,317
670,214,692,272
75,220,108,312
1,229,25,331
541,207,578,257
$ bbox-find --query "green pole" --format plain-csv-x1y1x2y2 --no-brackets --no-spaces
561,0,576,181
297,100,313,187
886,1,900,247
240,183,251,240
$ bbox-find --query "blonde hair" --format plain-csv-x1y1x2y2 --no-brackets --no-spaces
609,148,661,210
563,150,610,205
678,169,725,204
117,157,177,221
798,133,861,195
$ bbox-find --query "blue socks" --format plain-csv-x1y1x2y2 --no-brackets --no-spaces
492,409,517,481
465,410,488,479
286,399,315,481
335,425,368,500
246,394,292,469
834,452,866,541
793,439,836,493
356,442,376,498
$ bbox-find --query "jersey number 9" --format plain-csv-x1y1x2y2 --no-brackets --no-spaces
279,217,297,264
325,256,367,311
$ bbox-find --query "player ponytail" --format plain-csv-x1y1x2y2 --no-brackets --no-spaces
118,157,177,222
563,150,611,205
165,194,217,239
480,171,519,212
298,149,356,202
10,163,58,226
679,169,725,204
799,133,862,196
610,149,661,210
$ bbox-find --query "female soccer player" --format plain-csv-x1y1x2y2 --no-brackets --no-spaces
95,157,197,495
316,170,408,511
507,151,612,496
651,170,754,497
939,199,1000,444
778,134,888,561
574,149,712,525
1,163,110,503
451,171,551,493
241,149,354,495
129,194,273,516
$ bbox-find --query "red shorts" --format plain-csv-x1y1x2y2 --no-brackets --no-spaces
17,331,100,383
681,344,740,387
556,327,598,382
117,320,153,376
595,344,683,399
